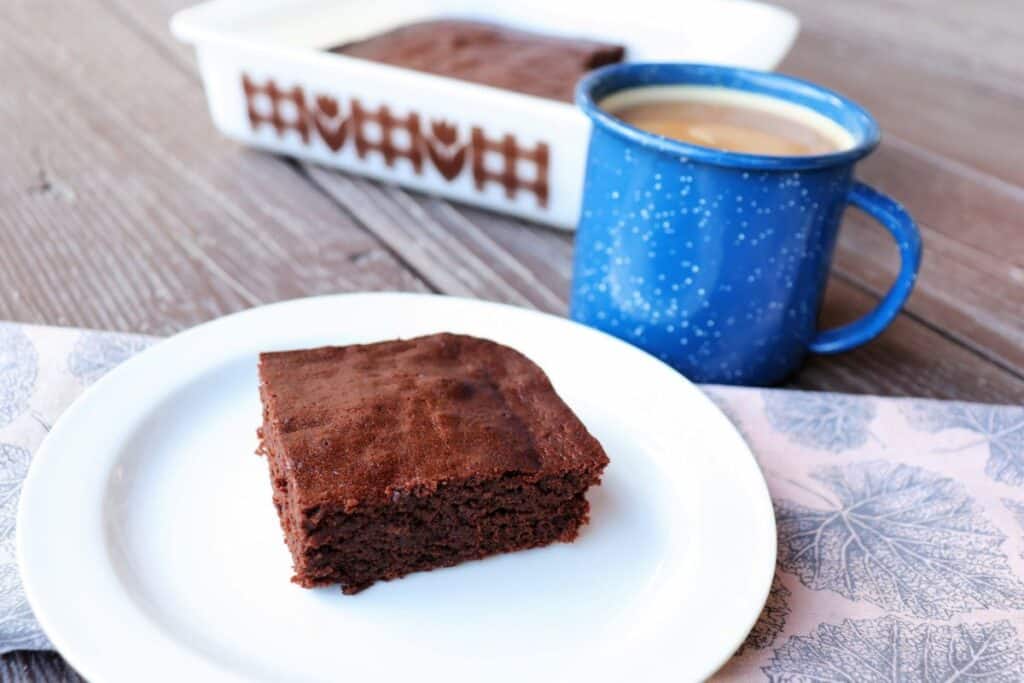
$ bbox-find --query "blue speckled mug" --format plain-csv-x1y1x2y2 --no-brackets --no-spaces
571,63,922,385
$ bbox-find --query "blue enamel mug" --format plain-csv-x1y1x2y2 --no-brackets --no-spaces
570,63,922,385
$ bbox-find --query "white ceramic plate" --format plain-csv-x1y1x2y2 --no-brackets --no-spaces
18,293,775,682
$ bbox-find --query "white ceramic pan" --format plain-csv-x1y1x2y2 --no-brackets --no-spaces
172,0,798,229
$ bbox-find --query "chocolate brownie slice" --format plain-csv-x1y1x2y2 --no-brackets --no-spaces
257,333,609,594
331,19,625,102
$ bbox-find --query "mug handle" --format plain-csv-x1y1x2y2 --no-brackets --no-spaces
808,182,923,354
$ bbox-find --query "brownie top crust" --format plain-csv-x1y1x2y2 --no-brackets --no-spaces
258,333,608,509
330,19,625,102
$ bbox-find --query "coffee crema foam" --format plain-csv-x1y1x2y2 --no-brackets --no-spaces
601,85,855,157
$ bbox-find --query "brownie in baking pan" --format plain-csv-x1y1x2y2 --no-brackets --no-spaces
331,19,625,102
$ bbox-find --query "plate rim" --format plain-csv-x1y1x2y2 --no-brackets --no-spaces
17,292,776,682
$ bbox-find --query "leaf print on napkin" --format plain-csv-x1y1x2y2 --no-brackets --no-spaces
775,460,1024,618
0,562,49,651
0,443,31,543
764,391,876,453
764,616,1024,682
0,443,46,651
1003,498,1024,559
0,324,38,429
904,401,1024,486
736,573,791,656
68,331,152,385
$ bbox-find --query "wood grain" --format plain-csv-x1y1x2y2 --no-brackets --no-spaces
0,0,427,336
774,0,1024,90
775,2,1024,187
803,275,1022,400
834,206,1024,374
300,168,566,312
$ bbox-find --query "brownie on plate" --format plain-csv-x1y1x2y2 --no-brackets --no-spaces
257,333,609,594
331,19,625,102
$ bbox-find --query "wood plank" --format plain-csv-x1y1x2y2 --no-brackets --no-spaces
774,0,1024,91
431,203,575,314
0,0,427,335
776,27,1024,187
300,168,565,313
855,142,1024,260
833,206,1024,374
802,276,1024,402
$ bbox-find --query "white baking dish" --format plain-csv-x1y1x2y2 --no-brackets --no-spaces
171,0,798,229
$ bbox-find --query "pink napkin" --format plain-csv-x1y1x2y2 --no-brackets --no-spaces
708,385,1024,680
2,322,1023,680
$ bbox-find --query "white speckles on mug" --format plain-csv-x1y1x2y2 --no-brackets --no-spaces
573,63,920,383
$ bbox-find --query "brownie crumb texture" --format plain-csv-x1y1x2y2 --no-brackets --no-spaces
257,332,609,593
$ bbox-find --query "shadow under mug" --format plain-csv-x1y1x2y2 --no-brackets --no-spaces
570,63,922,385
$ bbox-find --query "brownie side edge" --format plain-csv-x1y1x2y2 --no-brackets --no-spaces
294,468,599,593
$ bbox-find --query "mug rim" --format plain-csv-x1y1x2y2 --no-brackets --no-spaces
576,62,881,170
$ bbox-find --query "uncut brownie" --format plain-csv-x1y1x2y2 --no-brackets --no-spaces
330,19,625,102
257,332,609,594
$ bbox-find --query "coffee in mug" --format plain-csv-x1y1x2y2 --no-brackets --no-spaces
572,63,922,385
602,85,854,156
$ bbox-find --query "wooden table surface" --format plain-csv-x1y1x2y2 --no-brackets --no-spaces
3,0,1023,679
